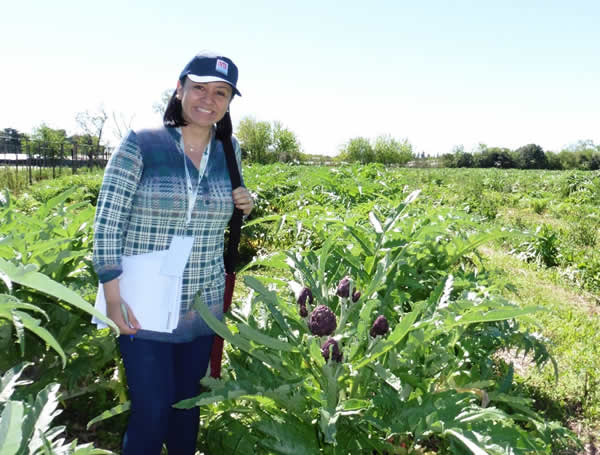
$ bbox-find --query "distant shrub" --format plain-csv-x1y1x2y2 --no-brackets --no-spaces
515,144,548,169
531,198,548,214
338,137,374,163
513,225,560,267
236,117,303,164
339,135,413,164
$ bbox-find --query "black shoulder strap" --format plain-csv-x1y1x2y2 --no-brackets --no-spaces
221,135,244,274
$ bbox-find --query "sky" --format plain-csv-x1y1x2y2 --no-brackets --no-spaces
1,0,599,156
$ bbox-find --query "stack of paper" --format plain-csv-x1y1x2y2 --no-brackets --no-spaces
93,250,183,333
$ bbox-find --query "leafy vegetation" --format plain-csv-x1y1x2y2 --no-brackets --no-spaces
0,165,599,453
180,193,577,453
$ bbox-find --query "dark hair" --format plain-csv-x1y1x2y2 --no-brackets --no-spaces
163,88,187,127
215,111,233,142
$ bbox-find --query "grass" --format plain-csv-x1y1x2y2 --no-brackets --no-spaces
480,246,600,452
0,165,103,195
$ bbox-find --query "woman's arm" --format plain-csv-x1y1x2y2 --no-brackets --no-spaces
93,131,144,332
93,131,143,283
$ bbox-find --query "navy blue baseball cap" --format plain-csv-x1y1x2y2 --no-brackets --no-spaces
179,51,241,96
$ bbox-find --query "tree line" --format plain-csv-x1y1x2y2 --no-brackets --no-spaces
3,118,599,170
1,125,107,159
440,141,600,170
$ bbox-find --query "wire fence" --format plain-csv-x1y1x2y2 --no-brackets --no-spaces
0,135,112,184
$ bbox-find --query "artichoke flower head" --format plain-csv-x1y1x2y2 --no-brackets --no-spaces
308,305,337,336
321,338,343,363
297,286,313,318
336,276,351,298
297,286,314,306
370,315,389,337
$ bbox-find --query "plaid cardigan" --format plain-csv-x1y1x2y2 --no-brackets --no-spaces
92,126,242,341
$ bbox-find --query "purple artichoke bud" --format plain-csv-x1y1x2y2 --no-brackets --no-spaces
352,290,361,303
299,302,308,318
297,287,314,306
308,305,337,336
336,276,351,298
321,338,343,363
370,315,389,337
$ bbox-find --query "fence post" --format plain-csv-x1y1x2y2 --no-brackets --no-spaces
59,143,64,176
28,141,32,185
72,143,77,174
14,138,19,176
38,143,42,180
52,145,57,179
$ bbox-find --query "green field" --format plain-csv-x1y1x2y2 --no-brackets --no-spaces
1,165,599,454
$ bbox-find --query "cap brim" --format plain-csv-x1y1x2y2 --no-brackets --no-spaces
186,75,241,96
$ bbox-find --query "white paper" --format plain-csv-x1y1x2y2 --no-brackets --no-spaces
161,236,194,277
93,245,191,333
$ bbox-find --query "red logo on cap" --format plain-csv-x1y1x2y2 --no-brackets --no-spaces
216,59,228,75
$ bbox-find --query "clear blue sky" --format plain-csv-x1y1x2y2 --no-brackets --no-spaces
2,0,599,156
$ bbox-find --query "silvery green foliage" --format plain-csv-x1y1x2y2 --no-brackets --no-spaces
0,363,114,454
181,190,580,454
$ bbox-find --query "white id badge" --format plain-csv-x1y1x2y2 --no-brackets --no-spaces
160,236,194,277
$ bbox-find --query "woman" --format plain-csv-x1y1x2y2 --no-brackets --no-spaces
92,51,253,454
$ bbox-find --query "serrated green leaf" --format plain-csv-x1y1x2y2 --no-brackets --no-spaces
11,311,66,368
255,416,319,454
0,269,11,292
444,428,489,455
0,401,24,455
236,324,298,352
339,398,370,411
319,407,339,444
368,211,383,234
451,306,542,327
240,251,288,273
343,225,375,258
0,362,33,401
26,383,62,454
0,258,116,332
243,275,300,344
87,402,131,429
193,295,286,371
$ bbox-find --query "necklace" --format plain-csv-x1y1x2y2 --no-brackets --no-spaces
186,144,204,154
182,137,212,225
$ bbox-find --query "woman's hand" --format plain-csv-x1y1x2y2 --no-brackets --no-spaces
232,186,254,216
106,299,141,335
103,279,140,335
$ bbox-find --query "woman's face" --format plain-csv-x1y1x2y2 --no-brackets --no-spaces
176,79,233,129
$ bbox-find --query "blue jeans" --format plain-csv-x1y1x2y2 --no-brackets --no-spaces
118,335,214,455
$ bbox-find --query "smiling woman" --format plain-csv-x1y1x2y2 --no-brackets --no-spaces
92,51,254,455
175,81,233,167
179,82,232,129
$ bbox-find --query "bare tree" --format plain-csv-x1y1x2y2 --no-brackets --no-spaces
111,111,135,141
75,106,108,158
152,89,173,116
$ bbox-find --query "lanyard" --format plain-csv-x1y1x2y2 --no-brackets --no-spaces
181,137,211,225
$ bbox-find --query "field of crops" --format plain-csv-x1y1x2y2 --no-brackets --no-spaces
1,165,599,454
